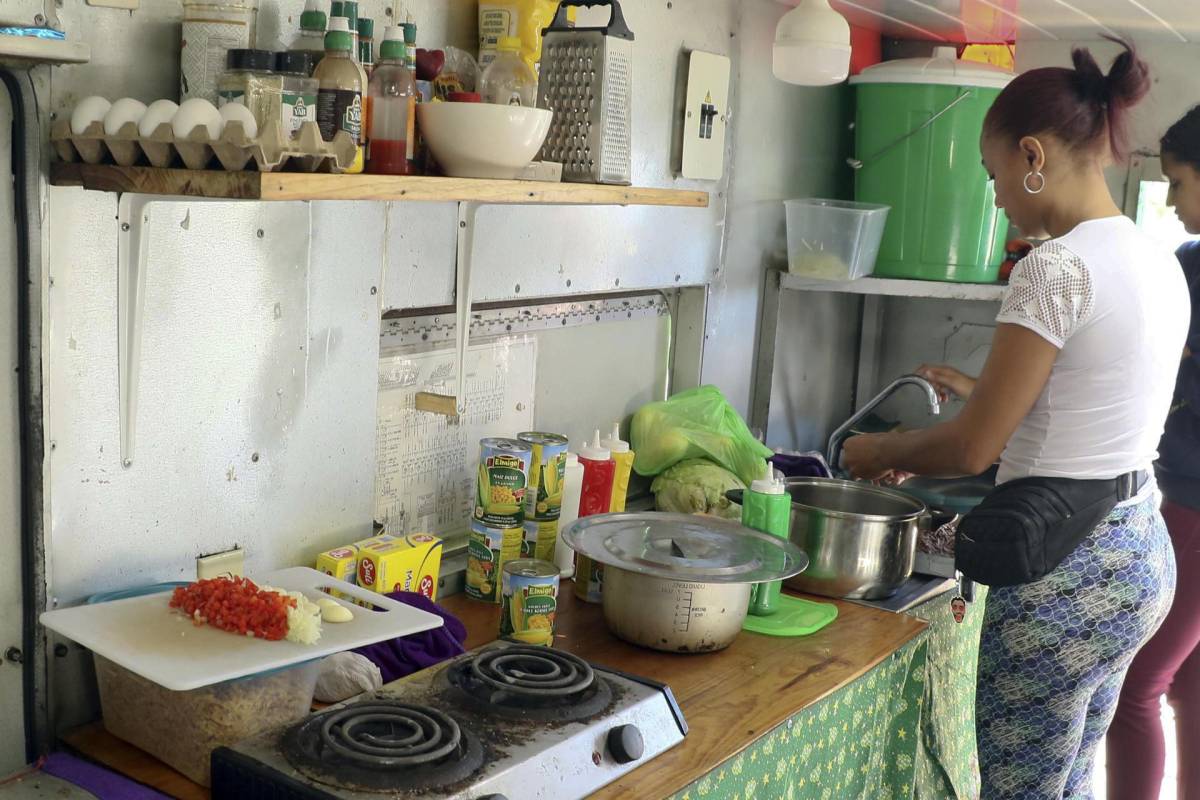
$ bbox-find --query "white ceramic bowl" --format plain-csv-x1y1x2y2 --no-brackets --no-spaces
416,103,552,180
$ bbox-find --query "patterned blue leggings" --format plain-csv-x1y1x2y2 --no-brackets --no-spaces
976,496,1176,800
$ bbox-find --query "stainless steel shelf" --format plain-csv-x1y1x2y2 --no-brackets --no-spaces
780,272,1006,302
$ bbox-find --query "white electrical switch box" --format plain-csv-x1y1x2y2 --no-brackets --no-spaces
196,548,244,580
682,51,731,181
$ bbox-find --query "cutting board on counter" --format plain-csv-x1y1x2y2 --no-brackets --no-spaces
40,567,444,691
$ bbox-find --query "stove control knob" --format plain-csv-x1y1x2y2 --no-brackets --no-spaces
606,724,645,764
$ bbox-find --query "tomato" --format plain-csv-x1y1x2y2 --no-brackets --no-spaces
168,576,291,640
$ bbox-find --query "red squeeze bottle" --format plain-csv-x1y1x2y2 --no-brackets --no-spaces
577,429,615,518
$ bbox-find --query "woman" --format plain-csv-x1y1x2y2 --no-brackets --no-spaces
842,42,1189,799
1106,106,1200,800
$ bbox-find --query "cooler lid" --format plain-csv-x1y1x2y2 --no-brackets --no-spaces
850,46,1013,89
561,512,808,584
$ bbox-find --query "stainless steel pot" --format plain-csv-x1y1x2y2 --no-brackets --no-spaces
562,513,807,654
601,566,752,653
780,478,928,600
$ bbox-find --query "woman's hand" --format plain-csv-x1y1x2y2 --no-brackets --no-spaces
917,364,978,402
842,433,908,483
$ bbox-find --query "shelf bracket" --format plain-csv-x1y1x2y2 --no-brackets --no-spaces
415,201,478,418
117,194,152,467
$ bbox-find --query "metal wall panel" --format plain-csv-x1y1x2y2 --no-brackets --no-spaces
722,0,855,436
0,81,26,777
381,202,458,310
46,189,383,606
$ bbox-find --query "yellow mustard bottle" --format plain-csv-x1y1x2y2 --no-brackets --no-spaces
602,422,635,513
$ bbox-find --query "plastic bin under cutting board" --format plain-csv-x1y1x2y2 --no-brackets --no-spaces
40,566,444,691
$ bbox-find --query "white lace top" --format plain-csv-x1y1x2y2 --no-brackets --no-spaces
994,216,1189,485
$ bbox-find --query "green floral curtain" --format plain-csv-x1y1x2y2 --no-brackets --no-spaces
909,587,988,800
671,635,929,800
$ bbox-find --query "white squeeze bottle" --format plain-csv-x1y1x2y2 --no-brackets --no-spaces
555,451,585,578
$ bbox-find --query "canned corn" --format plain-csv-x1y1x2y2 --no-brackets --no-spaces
500,558,559,646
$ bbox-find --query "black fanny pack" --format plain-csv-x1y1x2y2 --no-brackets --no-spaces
954,471,1145,587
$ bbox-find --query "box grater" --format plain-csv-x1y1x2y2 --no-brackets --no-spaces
536,0,634,185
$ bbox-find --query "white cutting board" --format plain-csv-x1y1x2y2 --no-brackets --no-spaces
40,567,445,691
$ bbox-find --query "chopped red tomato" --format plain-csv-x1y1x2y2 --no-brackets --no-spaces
169,576,294,640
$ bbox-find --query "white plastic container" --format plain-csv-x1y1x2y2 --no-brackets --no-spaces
784,198,890,280
181,0,258,104
554,452,585,578
480,36,537,107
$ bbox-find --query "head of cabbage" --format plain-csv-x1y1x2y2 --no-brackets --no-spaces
651,459,746,520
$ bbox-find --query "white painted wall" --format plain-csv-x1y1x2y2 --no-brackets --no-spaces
7,0,854,753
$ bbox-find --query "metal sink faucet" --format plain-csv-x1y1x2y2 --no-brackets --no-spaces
826,374,941,472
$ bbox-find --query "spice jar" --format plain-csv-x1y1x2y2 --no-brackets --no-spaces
217,48,283,133
274,51,319,137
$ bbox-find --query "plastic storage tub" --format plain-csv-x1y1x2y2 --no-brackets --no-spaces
87,583,319,787
785,199,890,281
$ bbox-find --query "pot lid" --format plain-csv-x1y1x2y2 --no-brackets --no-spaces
562,513,808,584
850,46,1012,89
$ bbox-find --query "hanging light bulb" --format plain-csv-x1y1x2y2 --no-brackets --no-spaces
773,0,852,86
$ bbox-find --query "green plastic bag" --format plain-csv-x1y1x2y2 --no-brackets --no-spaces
631,385,772,485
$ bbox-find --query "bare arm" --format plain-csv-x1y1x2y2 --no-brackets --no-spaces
843,324,1058,479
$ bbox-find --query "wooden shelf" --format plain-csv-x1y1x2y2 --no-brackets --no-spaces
49,163,710,208
781,271,1006,302
0,35,89,65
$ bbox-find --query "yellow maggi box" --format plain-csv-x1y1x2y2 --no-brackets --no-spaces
356,533,443,602
314,533,397,598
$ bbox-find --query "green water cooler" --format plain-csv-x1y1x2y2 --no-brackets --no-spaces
850,48,1013,283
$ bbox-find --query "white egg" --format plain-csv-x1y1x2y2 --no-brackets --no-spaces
218,102,258,139
137,99,178,138
171,98,223,140
70,96,111,135
102,98,148,136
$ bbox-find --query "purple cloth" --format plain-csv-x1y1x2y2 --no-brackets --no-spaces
770,452,831,479
352,591,467,683
39,752,170,799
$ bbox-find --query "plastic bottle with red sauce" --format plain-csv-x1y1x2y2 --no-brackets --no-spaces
577,430,616,518
366,25,417,174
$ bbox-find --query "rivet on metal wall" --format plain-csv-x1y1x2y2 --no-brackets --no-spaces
54,644,68,658
251,453,260,463
48,277,54,287
566,279,572,287
370,286,378,295
257,229,265,238
515,284,521,293
50,441,56,451
34,14,45,25
123,458,132,468
121,223,130,232
614,278,621,287
675,274,681,282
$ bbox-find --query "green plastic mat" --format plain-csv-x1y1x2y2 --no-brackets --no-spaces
742,594,839,637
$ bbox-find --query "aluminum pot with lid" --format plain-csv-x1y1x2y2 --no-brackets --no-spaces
562,513,808,653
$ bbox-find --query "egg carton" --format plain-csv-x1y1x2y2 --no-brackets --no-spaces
51,117,357,173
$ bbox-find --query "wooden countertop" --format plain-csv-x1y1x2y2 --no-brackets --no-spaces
63,584,927,800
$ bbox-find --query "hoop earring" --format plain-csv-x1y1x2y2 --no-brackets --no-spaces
1024,170,1046,194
